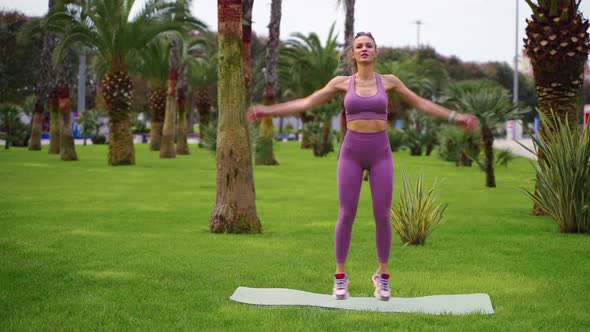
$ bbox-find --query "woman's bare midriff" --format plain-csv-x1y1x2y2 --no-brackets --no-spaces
346,119,388,133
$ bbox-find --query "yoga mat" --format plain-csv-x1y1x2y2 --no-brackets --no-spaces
230,287,494,315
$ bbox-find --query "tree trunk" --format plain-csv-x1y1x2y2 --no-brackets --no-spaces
482,126,495,188
29,4,56,151
176,99,190,155
300,113,313,149
58,87,77,161
255,0,281,166
160,87,177,158
102,70,135,166
148,87,166,151
161,43,179,159
339,0,355,145
210,0,261,234
242,0,254,99
28,109,43,150
48,90,60,154
196,89,211,148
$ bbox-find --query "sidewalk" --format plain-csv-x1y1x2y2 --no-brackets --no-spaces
493,138,537,160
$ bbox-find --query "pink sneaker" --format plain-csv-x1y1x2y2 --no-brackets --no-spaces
372,273,391,301
332,273,350,300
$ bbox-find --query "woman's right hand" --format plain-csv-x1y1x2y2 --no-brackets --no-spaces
247,105,270,123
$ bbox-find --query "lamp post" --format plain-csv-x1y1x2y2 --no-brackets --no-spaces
413,20,423,48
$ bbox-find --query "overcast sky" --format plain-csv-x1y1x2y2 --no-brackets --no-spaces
2,0,590,64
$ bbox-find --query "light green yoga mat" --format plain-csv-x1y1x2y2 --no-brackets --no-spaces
230,287,494,315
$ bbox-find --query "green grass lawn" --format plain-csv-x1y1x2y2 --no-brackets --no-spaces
1,143,589,331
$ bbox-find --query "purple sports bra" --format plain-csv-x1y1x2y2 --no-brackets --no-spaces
343,73,388,122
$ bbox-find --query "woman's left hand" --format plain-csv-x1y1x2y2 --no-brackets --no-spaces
456,114,479,132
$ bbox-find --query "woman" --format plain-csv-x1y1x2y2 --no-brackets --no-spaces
247,32,478,301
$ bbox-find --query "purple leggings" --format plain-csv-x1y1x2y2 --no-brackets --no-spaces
335,129,393,264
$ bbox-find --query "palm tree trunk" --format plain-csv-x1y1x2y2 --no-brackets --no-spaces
339,0,355,145
176,97,190,155
102,69,135,166
482,126,495,188
255,0,281,166
196,89,211,148
161,43,179,159
210,0,261,234
48,90,60,154
148,87,166,151
29,106,44,150
242,0,254,99
58,87,77,161
300,113,313,149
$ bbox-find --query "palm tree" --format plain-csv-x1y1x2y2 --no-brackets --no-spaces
48,0,186,165
57,85,78,160
27,2,56,151
187,42,217,148
524,0,589,128
242,0,254,99
523,0,589,214
279,25,341,149
210,0,261,234
159,0,206,158
447,80,523,188
336,0,355,142
255,0,281,165
130,36,169,151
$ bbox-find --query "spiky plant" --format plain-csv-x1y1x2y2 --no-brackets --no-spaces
524,0,589,127
391,170,448,246
520,112,590,233
47,0,186,165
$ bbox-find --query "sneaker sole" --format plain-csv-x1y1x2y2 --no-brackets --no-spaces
332,292,350,300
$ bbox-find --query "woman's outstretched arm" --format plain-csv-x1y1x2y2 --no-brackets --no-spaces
382,74,479,132
247,76,347,122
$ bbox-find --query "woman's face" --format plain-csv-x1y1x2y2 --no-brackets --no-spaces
353,35,377,65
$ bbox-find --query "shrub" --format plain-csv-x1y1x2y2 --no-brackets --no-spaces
520,114,590,233
387,128,405,152
391,170,448,245
437,124,480,166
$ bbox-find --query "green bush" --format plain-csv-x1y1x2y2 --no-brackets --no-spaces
520,114,590,233
437,124,480,166
391,170,448,245
387,128,405,152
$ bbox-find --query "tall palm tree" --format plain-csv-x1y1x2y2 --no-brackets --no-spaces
446,80,523,188
255,0,281,165
242,0,254,99
187,43,217,148
28,2,56,151
160,38,179,159
160,0,206,158
48,0,186,165
130,37,169,151
210,0,261,234
524,0,589,128
523,0,589,214
336,0,355,142
57,85,78,160
279,25,341,149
